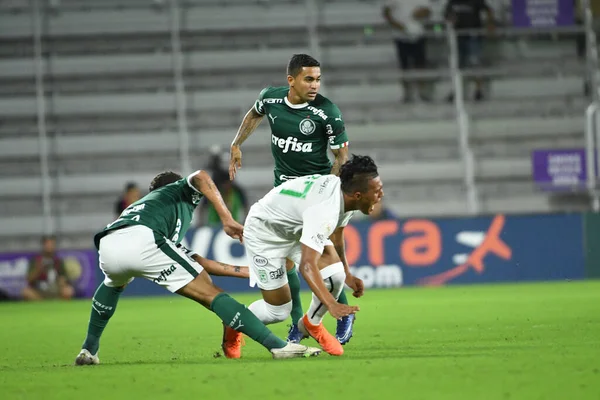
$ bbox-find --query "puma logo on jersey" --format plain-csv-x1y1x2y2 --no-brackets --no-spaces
268,113,277,124
335,115,342,122
271,134,313,153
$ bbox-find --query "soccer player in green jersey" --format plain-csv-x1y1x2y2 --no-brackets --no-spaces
228,54,360,345
74,170,320,365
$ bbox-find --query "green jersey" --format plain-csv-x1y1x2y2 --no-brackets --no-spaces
94,174,203,249
254,86,349,187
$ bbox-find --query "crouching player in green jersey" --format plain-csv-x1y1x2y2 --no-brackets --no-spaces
74,170,320,365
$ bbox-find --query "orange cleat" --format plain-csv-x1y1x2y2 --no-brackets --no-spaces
298,315,344,356
221,323,244,359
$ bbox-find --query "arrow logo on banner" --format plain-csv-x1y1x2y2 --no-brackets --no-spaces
419,215,512,286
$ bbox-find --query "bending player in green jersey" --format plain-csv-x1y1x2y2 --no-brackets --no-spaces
74,170,320,365
228,54,361,345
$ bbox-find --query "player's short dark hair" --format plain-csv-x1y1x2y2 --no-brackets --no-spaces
149,171,183,192
340,155,379,194
287,54,320,77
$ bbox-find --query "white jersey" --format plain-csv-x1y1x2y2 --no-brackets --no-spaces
246,174,355,254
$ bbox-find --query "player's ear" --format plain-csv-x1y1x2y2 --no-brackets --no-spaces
287,74,294,86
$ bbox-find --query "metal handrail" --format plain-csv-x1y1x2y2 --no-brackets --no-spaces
585,103,599,211
32,0,53,235
447,22,479,214
169,0,191,175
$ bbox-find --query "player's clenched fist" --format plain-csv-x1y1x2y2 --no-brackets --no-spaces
345,274,364,298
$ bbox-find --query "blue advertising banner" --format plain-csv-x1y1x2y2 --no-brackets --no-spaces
120,213,585,296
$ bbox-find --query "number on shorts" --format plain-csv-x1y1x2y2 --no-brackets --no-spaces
279,175,319,199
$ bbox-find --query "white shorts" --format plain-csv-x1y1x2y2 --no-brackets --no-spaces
243,217,334,290
98,225,204,292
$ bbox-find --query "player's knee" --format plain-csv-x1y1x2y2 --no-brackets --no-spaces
264,301,293,324
320,262,346,298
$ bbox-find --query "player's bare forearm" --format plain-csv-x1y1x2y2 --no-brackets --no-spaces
192,255,249,279
330,147,349,176
299,245,338,307
330,227,351,275
231,107,264,148
191,171,234,223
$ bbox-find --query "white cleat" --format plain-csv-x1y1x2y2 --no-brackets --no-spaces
74,349,100,366
270,342,321,359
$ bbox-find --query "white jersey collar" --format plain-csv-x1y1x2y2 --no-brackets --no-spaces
284,95,308,109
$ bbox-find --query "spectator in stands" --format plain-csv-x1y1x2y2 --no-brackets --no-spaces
198,168,249,227
114,182,141,216
444,0,495,102
22,236,74,301
383,0,433,102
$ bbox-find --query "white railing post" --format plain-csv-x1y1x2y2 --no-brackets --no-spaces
584,0,599,102
169,0,191,175
586,103,600,211
583,0,600,211
32,0,54,235
305,0,326,95
447,23,479,214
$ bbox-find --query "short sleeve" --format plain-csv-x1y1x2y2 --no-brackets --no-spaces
254,87,271,115
325,104,349,150
186,171,202,194
300,205,338,254
338,211,356,228
184,171,204,205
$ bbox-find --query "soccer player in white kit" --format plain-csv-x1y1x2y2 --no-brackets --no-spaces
222,155,384,357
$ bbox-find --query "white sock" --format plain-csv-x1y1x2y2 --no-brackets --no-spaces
306,262,346,326
248,299,292,325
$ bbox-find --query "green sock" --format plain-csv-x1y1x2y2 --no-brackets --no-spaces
211,293,286,351
287,266,303,325
82,283,123,355
338,288,348,305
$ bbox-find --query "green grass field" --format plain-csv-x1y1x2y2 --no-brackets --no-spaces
1,281,599,400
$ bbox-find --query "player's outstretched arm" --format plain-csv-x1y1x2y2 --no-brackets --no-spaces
330,227,364,298
229,107,264,180
330,146,349,176
298,244,359,320
192,254,249,279
190,170,244,242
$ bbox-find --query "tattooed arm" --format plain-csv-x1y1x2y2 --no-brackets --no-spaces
189,170,244,242
192,254,249,279
330,146,349,176
229,107,264,180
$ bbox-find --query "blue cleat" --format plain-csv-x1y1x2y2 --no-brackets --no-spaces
287,323,308,343
335,314,356,345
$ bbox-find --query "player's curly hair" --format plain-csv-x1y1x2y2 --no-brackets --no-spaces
287,54,320,77
149,171,183,192
340,155,379,194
